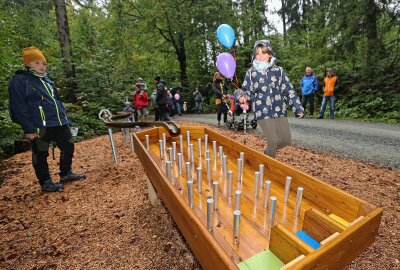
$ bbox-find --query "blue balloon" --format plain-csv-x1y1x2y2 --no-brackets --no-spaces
217,24,235,49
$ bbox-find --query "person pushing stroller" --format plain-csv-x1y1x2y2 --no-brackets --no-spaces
226,89,257,130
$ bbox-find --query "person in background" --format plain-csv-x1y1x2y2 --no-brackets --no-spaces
193,87,203,114
239,40,304,158
136,77,147,92
8,46,86,192
166,90,175,119
174,89,183,116
317,67,339,119
133,83,149,122
123,101,135,122
212,71,229,126
150,88,160,121
300,66,318,118
155,75,170,121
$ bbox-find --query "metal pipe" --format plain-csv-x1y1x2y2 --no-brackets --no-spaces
239,152,244,176
177,153,183,175
234,190,241,210
295,187,304,216
186,130,190,145
197,167,202,193
167,147,173,164
206,158,211,184
158,139,163,160
212,141,217,162
269,196,277,227
129,128,134,152
284,176,292,203
222,155,227,180
207,198,213,231
198,138,202,160
172,141,177,161
187,180,194,208
189,144,194,163
179,135,184,154
254,171,260,198
227,170,233,197
166,161,172,181
237,158,242,182
206,150,210,159
204,134,208,156
145,134,150,151
108,128,118,163
233,210,241,245
264,180,271,209
185,162,191,180
213,181,219,211
219,146,223,167
162,133,167,154
259,164,264,188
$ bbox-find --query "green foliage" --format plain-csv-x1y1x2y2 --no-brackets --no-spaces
1,0,399,158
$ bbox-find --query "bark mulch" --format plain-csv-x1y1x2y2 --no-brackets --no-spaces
0,121,398,270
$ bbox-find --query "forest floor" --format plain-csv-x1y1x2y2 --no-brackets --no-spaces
0,121,399,270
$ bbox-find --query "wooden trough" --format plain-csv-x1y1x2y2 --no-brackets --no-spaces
133,125,382,270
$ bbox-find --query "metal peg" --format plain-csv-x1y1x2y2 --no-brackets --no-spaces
295,187,304,216
284,176,292,203
264,180,271,209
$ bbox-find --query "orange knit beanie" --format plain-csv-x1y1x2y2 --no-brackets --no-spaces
22,46,47,65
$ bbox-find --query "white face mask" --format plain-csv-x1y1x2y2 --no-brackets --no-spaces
252,60,270,71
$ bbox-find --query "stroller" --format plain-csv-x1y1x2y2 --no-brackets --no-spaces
225,92,257,131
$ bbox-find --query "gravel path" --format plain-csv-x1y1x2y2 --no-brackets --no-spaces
178,114,400,168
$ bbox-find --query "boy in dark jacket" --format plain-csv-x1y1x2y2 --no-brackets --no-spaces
8,47,85,192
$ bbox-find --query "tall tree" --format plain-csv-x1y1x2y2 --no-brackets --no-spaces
54,0,77,102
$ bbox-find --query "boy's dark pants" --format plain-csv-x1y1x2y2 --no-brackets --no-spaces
31,125,74,185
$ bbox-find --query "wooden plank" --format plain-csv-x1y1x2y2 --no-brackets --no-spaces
320,232,340,245
269,224,313,264
134,126,383,270
133,130,239,270
302,208,346,242
280,255,305,270
205,128,368,222
292,207,383,270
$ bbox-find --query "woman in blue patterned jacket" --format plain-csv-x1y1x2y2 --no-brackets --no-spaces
239,40,304,157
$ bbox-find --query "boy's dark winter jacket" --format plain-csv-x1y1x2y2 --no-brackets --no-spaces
8,70,69,134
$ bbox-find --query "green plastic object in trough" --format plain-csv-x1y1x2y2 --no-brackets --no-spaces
237,250,284,270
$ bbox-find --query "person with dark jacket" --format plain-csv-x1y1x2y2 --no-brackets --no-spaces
193,88,203,114
154,75,170,121
300,67,318,118
212,72,229,126
8,46,85,192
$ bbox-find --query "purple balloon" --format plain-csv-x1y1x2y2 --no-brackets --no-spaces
216,52,236,80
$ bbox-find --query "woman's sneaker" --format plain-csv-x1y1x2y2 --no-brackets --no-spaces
41,179,64,192
60,171,86,184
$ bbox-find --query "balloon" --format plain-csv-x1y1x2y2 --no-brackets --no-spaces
216,52,236,80
217,24,235,49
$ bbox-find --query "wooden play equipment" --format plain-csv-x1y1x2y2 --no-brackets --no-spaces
128,124,382,270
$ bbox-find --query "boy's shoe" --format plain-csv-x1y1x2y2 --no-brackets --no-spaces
317,115,323,119
60,171,86,184
41,179,64,192
217,121,221,127
309,115,314,119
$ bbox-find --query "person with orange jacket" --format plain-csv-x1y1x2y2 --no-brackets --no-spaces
317,67,339,119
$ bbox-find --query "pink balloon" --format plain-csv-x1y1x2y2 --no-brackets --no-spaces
216,52,236,79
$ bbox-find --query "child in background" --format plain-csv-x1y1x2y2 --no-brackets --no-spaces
123,101,135,122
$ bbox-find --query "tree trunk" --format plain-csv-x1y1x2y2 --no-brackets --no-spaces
281,0,287,41
365,0,379,71
176,34,188,88
54,0,77,103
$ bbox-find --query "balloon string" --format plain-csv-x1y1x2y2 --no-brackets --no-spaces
232,48,240,87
